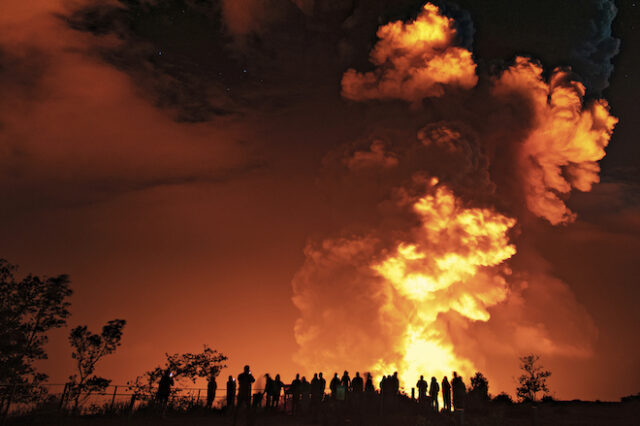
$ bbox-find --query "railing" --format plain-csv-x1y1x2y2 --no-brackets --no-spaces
0,383,269,415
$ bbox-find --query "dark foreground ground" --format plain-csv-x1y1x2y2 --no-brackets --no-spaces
6,400,640,426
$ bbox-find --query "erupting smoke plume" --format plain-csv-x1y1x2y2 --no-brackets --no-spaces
371,179,516,384
341,3,477,103
293,2,617,394
493,58,618,225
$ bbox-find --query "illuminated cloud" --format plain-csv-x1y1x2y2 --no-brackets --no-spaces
341,3,478,103
493,57,617,224
344,140,398,171
293,2,618,395
0,0,259,208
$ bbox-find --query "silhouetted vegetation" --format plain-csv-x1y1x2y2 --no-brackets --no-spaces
516,354,552,401
67,319,126,410
127,345,227,402
493,392,514,404
469,371,489,401
0,259,72,417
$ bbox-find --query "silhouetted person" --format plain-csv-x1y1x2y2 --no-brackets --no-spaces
310,373,320,412
379,375,387,395
270,374,285,409
291,373,301,414
300,376,311,412
341,370,351,389
206,373,217,409
226,375,236,409
310,372,326,414
380,374,396,410
264,374,273,408
156,369,174,409
442,376,451,412
365,373,375,393
311,374,321,398
237,365,255,408
451,372,466,410
351,372,363,393
330,373,340,399
416,375,428,403
302,376,311,396
318,372,326,395
429,376,440,411
391,372,400,394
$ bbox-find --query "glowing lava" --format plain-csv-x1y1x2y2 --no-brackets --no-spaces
371,180,516,390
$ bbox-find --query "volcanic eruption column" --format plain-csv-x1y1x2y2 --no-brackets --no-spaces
292,3,617,393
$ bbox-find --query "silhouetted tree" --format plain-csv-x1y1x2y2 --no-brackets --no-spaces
127,352,183,402
180,346,228,380
516,354,551,402
67,319,126,410
469,372,490,401
0,259,72,416
127,345,227,403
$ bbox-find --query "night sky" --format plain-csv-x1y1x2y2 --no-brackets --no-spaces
1,0,638,401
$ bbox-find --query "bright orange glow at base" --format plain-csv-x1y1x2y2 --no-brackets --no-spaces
371,179,516,391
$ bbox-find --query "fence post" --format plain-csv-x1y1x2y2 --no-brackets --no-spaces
128,394,136,414
59,384,69,413
1,384,17,421
109,386,118,411
196,389,201,407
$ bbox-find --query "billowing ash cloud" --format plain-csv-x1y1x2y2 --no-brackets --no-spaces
0,0,262,209
570,0,620,94
64,0,244,122
341,4,477,103
292,2,617,395
493,58,617,224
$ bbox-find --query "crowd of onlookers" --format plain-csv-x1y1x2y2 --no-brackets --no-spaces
156,364,471,415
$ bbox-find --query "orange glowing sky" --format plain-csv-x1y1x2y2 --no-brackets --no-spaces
1,0,639,401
